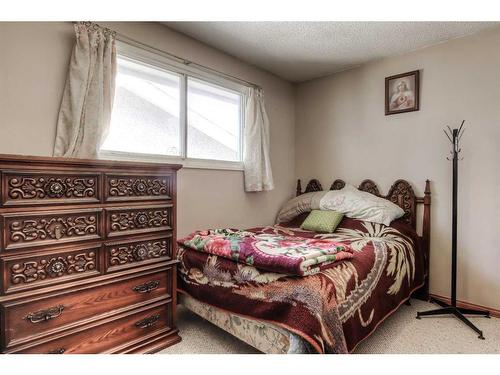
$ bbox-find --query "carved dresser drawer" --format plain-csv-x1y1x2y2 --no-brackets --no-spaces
11,301,173,354
1,208,102,251
0,154,181,354
1,170,101,206
1,267,173,349
104,174,173,202
1,243,101,294
106,204,173,238
105,234,172,273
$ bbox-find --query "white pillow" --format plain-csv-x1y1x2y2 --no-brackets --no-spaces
319,184,404,226
276,191,327,223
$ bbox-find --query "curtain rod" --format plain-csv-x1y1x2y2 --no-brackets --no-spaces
72,22,262,90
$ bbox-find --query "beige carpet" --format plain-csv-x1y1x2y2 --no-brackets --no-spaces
160,299,500,354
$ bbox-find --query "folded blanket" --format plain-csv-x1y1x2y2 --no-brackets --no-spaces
178,229,353,276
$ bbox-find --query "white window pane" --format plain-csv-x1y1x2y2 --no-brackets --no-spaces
187,78,241,161
101,57,181,156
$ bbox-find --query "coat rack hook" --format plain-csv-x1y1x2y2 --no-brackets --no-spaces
444,129,453,144
457,120,465,136
458,128,466,143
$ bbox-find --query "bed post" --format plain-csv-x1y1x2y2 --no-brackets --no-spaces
420,179,431,300
296,179,302,196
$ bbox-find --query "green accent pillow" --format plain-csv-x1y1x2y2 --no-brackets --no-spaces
300,210,344,233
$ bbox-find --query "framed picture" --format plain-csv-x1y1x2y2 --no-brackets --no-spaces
385,70,420,115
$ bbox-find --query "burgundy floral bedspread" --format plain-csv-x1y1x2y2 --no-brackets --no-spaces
177,216,425,353
179,229,353,276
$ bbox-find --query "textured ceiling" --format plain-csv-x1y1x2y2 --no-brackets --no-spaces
164,22,499,82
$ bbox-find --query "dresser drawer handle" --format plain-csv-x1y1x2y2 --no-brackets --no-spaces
25,305,64,323
48,348,65,354
54,225,63,240
135,314,160,329
132,280,160,294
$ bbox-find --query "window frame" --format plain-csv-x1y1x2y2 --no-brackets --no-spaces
99,40,247,171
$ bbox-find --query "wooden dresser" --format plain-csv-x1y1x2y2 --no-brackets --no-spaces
0,154,182,354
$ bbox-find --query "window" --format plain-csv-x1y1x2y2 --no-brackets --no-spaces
187,78,242,161
101,58,181,156
100,42,246,170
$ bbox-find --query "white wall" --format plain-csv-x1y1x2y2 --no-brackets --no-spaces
0,22,296,237
295,26,500,310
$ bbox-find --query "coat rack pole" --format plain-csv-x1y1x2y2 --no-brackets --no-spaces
416,122,490,339
451,128,458,307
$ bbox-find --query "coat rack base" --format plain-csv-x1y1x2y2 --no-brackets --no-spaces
416,297,490,339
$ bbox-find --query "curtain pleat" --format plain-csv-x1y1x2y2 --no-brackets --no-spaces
243,87,274,192
53,22,116,158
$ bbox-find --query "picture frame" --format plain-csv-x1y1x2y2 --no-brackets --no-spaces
385,70,420,115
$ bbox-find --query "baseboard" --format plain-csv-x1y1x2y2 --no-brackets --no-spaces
429,293,500,318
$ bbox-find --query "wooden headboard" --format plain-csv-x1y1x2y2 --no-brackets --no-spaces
296,178,431,300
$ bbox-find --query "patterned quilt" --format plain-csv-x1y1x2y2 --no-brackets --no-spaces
179,229,353,276
177,216,425,353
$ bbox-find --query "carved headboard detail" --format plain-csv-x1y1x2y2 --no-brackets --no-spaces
386,180,417,228
329,179,345,191
295,177,432,300
296,178,429,230
304,179,323,194
357,179,381,197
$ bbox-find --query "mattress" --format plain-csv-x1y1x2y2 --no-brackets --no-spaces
180,293,315,353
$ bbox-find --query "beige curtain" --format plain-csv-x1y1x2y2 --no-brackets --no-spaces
243,87,274,192
53,22,116,158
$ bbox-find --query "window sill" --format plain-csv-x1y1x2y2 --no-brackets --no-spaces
98,150,244,171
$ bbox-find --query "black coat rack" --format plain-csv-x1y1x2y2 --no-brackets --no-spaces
416,121,490,339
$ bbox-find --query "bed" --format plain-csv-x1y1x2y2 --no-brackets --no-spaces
177,178,431,353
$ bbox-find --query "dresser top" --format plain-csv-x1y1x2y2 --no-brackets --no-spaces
0,154,182,172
